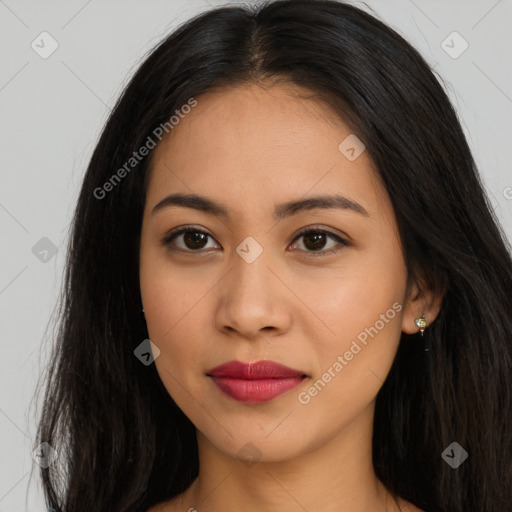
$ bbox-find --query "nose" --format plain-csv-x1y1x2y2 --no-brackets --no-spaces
214,247,292,340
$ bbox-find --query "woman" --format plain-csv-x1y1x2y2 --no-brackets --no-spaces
34,1,512,511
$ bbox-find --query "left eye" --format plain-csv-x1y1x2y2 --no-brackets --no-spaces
160,226,348,255
290,228,349,255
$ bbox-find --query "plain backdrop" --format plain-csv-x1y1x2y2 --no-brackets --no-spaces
0,0,511,510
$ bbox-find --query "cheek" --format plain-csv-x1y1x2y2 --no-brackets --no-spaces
140,260,211,414
299,241,407,387
139,248,201,365
140,238,210,337
294,296,404,435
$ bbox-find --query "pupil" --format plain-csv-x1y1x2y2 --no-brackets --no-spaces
304,233,325,251
184,231,207,249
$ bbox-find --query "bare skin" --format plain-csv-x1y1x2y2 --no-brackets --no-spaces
140,81,440,512
147,488,423,512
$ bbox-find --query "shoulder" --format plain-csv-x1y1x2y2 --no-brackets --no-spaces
146,505,165,512
145,502,172,512
145,495,184,512
146,505,170,512
396,497,425,512
146,504,179,512
404,504,425,512
146,481,194,511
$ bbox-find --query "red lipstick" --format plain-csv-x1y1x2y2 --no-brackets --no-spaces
207,360,308,404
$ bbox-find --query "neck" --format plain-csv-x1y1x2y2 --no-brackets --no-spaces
175,401,401,512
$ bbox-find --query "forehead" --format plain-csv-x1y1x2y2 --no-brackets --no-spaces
146,83,387,221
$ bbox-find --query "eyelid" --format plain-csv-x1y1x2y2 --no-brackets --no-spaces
160,225,217,250
160,224,350,255
289,226,349,256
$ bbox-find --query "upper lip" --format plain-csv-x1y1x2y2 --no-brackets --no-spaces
207,360,308,379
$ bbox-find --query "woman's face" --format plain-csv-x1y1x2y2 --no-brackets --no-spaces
139,82,415,462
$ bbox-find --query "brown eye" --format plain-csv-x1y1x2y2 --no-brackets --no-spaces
302,232,328,251
160,225,349,256
161,227,219,252
182,231,209,250
290,228,349,256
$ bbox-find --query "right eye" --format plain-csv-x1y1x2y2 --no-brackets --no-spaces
160,226,220,252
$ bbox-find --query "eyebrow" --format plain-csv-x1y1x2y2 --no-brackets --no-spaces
151,193,369,220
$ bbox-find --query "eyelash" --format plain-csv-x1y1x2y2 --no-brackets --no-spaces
160,225,349,257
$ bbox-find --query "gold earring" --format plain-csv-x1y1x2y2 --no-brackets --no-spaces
414,315,427,336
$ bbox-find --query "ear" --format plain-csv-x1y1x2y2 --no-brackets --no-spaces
401,275,444,335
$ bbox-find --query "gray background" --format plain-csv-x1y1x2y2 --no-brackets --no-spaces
0,0,511,510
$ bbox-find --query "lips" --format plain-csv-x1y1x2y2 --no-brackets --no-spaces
207,360,308,404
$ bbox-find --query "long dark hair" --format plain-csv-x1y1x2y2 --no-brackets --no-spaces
33,1,512,510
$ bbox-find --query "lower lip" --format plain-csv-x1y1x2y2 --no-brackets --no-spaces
209,376,305,403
